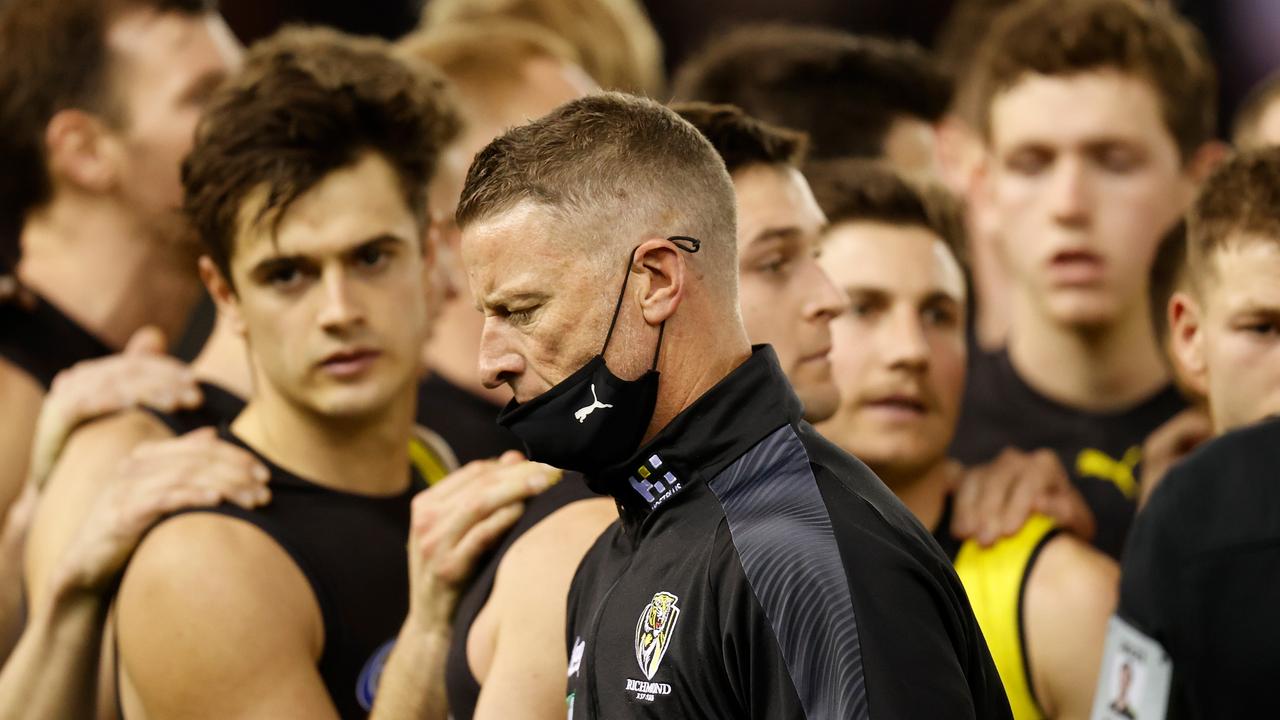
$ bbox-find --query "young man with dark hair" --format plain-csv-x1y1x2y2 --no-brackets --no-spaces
1104,147,1280,719
113,30,554,719
458,91,1009,719
949,0,1226,557
809,159,1117,720
0,0,241,531
672,25,952,176
671,102,846,423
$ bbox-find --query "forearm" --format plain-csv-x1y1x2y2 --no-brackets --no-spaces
368,617,452,720
0,527,25,664
0,586,108,720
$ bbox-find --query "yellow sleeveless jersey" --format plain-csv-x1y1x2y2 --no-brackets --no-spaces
952,513,1059,720
408,424,458,486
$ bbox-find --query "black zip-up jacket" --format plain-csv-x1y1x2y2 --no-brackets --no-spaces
564,347,1011,719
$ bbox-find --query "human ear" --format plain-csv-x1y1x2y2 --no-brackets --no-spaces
44,109,121,194
1170,290,1209,399
200,256,246,338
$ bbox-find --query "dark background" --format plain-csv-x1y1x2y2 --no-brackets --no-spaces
216,0,1280,138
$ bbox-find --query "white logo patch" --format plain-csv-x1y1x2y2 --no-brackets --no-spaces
568,637,585,678
574,384,613,423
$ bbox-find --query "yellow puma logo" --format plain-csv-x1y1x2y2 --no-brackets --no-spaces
1076,446,1143,499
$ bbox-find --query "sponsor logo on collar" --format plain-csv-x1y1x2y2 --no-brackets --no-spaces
627,454,683,510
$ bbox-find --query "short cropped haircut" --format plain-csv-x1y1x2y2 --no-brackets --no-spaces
806,159,967,268
1232,71,1280,150
0,0,213,272
1148,220,1187,346
183,27,461,282
672,25,952,162
1187,147,1280,291
669,102,807,176
422,0,664,97
456,92,737,289
969,0,1216,160
396,18,578,104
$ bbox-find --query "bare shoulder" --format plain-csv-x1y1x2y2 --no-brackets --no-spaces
1023,533,1119,717
0,356,42,412
25,410,172,602
499,497,616,581
1027,533,1120,613
118,510,320,645
0,358,44,509
116,512,327,717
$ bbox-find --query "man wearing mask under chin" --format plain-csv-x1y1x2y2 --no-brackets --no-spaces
458,93,1010,720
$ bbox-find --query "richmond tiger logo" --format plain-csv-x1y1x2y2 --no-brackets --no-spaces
634,591,681,681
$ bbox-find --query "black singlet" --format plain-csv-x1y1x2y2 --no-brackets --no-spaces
443,474,600,719
124,427,425,719
143,381,247,436
415,372,522,465
0,291,112,389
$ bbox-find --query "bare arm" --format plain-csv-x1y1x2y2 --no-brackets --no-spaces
1024,534,1119,720
117,511,335,719
24,411,172,608
370,454,560,720
0,430,269,720
472,498,616,720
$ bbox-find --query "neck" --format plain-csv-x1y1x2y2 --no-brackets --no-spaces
190,314,254,400
17,198,200,350
1008,290,1169,412
231,381,415,496
876,459,954,531
423,298,510,406
643,313,752,444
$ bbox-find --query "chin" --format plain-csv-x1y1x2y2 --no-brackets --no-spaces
1046,296,1120,331
798,384,840,424
308,383,404,420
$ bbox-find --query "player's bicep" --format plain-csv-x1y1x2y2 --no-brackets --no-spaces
1025,535,1119,720
116,513,336,720
0,363,43,525
24,411,169,607
474,499,615,720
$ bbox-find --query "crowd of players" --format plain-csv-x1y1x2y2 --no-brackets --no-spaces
1,0,1279,718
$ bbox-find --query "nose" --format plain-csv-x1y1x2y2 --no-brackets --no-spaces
477,316,526,390
881,306,930,373
802,260,848,324
317,268,364,333
1049,156,1090,228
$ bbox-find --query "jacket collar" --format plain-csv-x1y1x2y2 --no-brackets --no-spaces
587,345,804,525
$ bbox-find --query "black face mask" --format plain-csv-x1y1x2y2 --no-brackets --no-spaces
496,237,700,475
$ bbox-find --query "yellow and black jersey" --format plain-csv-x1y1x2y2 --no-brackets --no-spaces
409,423,458,485
936,505,1061,720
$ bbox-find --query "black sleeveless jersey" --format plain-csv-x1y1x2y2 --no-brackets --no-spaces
444,473,600,719
0,292,111,389
153,428,425,719
144,381,247,436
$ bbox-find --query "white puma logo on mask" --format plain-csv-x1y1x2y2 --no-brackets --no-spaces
574,384,614,423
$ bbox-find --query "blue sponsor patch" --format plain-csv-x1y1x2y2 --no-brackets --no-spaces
356,638,397,711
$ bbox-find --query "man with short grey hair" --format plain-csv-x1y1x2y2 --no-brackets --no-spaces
458,92,1010,719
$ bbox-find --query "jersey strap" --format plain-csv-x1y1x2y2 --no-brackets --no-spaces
409,424,458,485
954,513,1059,720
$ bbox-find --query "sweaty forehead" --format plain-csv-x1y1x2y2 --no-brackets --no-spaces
1203,238,1280,307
